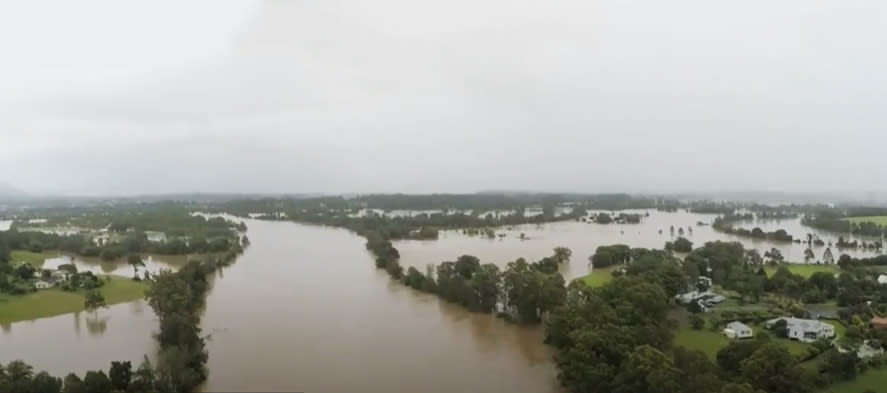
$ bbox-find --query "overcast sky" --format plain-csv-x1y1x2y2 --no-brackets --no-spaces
1,0,886,196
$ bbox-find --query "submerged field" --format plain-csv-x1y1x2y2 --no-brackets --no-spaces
0,277,148,324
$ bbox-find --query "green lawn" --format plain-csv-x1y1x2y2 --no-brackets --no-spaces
823,369,887,393
579,266,618,287
764,264,839,278
843,216,887,226
0,276,148,324
673,311,814,360
9,250,61,267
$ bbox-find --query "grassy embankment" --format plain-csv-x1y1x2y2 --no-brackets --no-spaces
579,266,619,288
843,216,887,226
0,277,148,324
9,250,61,267
764,264,840,278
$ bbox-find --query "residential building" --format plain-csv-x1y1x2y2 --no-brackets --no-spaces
723,321,754,339
35,280,53,289
766,317,836,343
871,317,887,330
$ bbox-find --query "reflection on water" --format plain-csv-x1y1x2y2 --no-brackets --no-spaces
0,301,159,376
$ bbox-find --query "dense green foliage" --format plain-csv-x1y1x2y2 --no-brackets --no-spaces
713,213,794,242
588,245,631,268
802,207,887,237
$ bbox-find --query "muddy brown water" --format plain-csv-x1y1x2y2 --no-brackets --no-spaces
1,211,881,392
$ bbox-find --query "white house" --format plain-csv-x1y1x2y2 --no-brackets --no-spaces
34,280,53,289
723,321,754,339
878,274,887,285
766,317,836,343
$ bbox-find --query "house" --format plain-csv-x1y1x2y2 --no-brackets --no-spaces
723,321,754,339
50,270,68,282
34,280,53,289
878,274,887,285
871,317,887,330
766,317,836,343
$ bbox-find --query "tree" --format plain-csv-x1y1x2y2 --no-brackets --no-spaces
612,345,681,393
108,361,133,391
128,356,157,393
553,247,572,264
82,370,112,393
63,373,88,393
820,350,859,381
31,371,62,393
672,237,693,253
804,248,815,264
744,249,763,267
764,248,784,263
822,247,835,264
84,290,107,317
740,342,811,393
690,314,705,330
127,254,146,278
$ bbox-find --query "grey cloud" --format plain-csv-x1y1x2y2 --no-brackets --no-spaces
1,0,886,195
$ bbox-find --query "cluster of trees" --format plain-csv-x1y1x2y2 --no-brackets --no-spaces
587,245,631,268
0,219,241,263
143,256,227,392
403,250,570,323
835,236,884,251
13,209,244,240
0,358,162,393
666,237,694,253
713,214,795,242
803,210,887,237
544,244,870,393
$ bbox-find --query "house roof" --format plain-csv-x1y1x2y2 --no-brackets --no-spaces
872,317,887,326
767,317,833,331
726,321,750,331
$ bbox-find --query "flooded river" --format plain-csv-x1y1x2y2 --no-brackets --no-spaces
1,210,881,391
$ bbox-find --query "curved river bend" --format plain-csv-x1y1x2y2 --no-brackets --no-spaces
2,211,881,392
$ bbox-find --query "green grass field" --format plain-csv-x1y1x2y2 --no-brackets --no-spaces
673,311,813,360
764,264,839,278
9,250,61,267
843,216,887,226
579,266,618,287
823,369,887,393
0,276,148,324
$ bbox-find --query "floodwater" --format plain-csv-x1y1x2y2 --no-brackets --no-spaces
395,210,881,280
1,210,879,391
40,254,188,277
1,218,561,393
